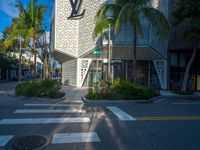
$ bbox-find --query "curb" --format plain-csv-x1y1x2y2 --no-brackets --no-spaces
5,93,65,102
81,95,165,104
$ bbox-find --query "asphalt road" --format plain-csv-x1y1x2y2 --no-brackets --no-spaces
0,84,200,150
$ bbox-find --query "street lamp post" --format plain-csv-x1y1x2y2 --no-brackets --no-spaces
108,23,111,80
18,37,22,84
107,16,113,81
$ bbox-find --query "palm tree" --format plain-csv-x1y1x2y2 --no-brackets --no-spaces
15,0,47,78
93,0,170,83
3,18,26,82
173,0,200,92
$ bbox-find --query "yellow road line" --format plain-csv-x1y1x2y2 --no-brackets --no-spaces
136,116,200,121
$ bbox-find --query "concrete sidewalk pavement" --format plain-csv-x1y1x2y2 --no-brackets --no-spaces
61,85,87,100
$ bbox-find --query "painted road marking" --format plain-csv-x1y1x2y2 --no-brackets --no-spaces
14,109,85,113
0,118,90,125
52,132,100,144
0,135,13,146
63,100,82,103
24,103,82,107
172,102,200,105
136,116,200,121
107,106,136,121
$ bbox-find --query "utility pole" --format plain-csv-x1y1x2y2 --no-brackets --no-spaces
108,23,111,80
107,16,113,81
18,37,22,84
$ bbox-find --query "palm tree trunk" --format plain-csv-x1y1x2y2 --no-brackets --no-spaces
132,25,137,83
44,57,49,79
181,41,198,92
33,40,37,78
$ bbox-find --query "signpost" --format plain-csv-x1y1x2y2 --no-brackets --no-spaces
92,49,103,87
93,50,104,55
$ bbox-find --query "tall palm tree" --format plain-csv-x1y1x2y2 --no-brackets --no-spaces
15,0,47,78
3,18,26,82
93,0,170,83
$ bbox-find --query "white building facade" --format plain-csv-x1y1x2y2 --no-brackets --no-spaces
51,0,169,89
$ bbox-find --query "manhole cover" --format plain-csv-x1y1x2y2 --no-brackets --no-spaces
11,135,48,150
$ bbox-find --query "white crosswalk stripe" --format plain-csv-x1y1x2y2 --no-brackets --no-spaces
24,103,82,107
107,106,136,121
0,91,4,94
14,109,86,113
0,118,90,125
52,132,100,144
0,135,13,146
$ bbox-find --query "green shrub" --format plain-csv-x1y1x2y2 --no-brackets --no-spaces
86,78,158,100
15,79,65,98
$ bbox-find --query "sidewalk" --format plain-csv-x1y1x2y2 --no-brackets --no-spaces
160,90,178,96
61,85,87,100
0,81,18,92
160,90,200,101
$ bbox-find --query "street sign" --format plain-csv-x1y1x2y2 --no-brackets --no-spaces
93,50,104,55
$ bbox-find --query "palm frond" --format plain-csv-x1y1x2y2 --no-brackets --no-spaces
142,7,170,40
93,3,120,39
114,3,130,33
129,9,144,38
93,18,109,39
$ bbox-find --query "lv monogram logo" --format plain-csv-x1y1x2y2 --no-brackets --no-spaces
68,0,85,19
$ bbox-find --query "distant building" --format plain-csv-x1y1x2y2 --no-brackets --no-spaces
51,0,169,89
168,0,200,91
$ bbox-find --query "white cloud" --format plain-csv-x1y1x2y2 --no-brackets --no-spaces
0,0,19,18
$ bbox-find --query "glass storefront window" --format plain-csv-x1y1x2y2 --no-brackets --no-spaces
170,53,178,67
179,54,186,67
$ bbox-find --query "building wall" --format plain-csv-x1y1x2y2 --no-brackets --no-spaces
50,7,55,53
53,0,169,59
78,0,103,56
55,0,79,57
62,59,77,86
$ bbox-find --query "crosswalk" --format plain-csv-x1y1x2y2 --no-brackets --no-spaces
0,101,136,148
0,91,4,94
52,132,100,144
0,101,102,148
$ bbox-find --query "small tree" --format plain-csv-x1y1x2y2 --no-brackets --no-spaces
173,0,200,91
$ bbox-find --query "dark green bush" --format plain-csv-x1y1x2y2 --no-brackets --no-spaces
15,79,65,98
86,78,158,100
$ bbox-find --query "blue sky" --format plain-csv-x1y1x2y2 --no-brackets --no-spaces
0,0,54,38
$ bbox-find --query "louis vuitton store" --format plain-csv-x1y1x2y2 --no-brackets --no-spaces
50,0,169,89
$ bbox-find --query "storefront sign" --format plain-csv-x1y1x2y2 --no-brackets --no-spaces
68,0,85,19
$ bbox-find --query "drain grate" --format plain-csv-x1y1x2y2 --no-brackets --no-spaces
11,135,48,150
